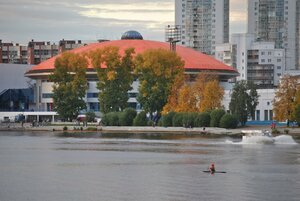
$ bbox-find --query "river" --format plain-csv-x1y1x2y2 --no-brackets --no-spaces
0,131,299,201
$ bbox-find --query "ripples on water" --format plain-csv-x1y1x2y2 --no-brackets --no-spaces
0,131,299,201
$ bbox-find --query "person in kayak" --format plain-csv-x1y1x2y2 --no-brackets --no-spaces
209,163,215,174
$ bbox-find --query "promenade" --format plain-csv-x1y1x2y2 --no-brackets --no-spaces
1,122,300,138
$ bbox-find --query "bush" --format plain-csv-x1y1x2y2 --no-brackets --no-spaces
63,126,68,131
172,113,184,127
86,127,97,131
119,108,137,126
194,112,211,127
219,114,238,129
272,128,280,134
210,109,226,127
161,111,176,127
133,111,148,126
182,113,197,128
86,111,96,122
104,112,120,126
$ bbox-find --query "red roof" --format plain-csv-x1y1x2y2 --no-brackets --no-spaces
29,40,237,73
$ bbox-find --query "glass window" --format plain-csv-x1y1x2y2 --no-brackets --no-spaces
264,110,268,121
256,110,260,121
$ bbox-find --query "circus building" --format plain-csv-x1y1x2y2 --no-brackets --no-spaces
25,31,238,112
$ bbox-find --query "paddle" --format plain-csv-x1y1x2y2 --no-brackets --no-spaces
203,170,227,173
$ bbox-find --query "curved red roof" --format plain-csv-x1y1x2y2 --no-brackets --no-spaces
28,40,237,73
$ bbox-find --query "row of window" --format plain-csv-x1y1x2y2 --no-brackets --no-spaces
43,93,138,99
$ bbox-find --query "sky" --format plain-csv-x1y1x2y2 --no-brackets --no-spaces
0,0,247,44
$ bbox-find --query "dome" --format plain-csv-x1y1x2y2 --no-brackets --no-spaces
25,39,238,80
121,30,143,40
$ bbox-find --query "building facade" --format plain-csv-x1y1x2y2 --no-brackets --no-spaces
215,33,285,88
248,0,300,70
175,0,229,55
0,39,89,65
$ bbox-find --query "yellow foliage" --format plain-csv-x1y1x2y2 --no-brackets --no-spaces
273,75,299,121
107,71,116,81
199,80,224,112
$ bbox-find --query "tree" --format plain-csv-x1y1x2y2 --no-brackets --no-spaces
273,75,299,126
229,80,259,126
49,52,88,121
135,49,184,117
89,46,135,113
199,79,224,112
163,71,224,114
175,84,197,112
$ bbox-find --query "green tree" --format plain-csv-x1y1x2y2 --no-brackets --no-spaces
135,49,184,117
229,81,259,126
49,52,88,121
89,46,135,113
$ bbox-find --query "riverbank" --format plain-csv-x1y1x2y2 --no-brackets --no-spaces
1,122,300,138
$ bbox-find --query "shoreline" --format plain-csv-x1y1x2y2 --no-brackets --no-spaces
1,123,300,138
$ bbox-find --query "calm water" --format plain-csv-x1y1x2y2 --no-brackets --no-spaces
0,131,299,201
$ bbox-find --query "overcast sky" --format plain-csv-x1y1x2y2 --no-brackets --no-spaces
0,0,247,44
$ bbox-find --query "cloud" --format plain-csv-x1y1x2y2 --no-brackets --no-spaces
0,0,248,44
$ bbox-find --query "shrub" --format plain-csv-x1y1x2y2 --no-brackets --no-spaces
172,113,184,127
86,111,96,122
104,112,120,126
162,111,176,127
86,127,97,131
63,126,68,131
219,114,238,129
271,128,280,134
194,112,211,127
119,108,137,126
210,109,226,127
133,111,148,126
182,112,197,128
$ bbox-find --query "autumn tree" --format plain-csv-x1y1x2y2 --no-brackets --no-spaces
163,71,225,113
49,52,88,121
198,79,224,112
273,75,300,126
89,46,135,114
229,80,259,126
135,49,185,117
174,84,197,112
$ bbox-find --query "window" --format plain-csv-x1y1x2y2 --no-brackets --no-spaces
87,93,98,98
268,59,272,62
42,93,53,98
277,59,281,62
261,59,265,63
277,66,281,69
256,110,260,121
264,110,268,121
269,110,273,121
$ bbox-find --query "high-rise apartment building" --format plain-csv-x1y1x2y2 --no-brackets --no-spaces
248,0,300,70
175,0,229,55
215,33,285,89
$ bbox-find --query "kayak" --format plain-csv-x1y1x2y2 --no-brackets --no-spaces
203,171,227,173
